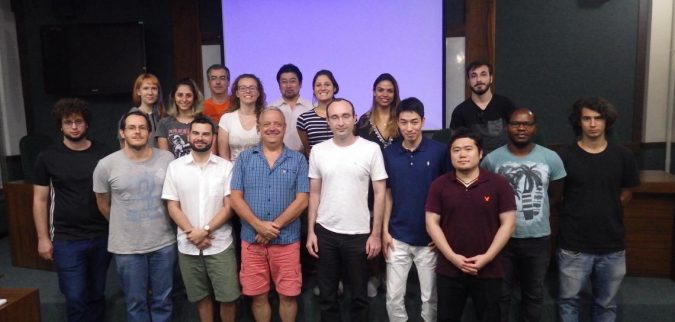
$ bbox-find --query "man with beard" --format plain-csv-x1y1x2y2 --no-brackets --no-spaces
94,111,177,322
162,115,240,322
481,108,566,322
203,64,231,125
33,98,112,322
426,128,516,322
269,63,313,152
450,61,515,153
230,108,309,322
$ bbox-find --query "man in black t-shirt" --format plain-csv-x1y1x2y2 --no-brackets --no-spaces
557,97,640,322
33,98,112,322
450,60,515,154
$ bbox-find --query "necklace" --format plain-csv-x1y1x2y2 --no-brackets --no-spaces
456,175,478,188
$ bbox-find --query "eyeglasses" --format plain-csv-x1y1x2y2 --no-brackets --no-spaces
238,86,258,93
62,120,85,127
125,125,149,132
508,121,536,128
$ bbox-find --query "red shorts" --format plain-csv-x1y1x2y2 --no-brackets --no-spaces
240,241,302,296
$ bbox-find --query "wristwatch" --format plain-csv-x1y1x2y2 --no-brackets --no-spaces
203,225,211,233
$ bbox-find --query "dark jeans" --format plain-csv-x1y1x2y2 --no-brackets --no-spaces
53,236,111,322
500,236,551,322
315,224,369,322
437,274,502,322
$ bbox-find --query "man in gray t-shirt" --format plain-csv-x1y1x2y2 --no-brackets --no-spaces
94,111,176,322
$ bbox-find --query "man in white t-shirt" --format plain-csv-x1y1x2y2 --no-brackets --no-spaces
161,115,240,322
306,98,388,321
268,63,313,152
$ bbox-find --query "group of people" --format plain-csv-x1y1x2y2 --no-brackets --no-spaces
32,61,639,322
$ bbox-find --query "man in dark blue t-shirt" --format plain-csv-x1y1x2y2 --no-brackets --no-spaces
382,97,448,322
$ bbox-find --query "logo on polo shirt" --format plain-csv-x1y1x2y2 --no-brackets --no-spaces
483,195,491,202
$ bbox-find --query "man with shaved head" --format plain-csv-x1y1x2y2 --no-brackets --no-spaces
481,108,566,321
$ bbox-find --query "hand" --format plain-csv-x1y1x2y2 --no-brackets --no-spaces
365,233,381,259
465,254,492,273
186,228,209,246
382,232,394,259
448,253,478,275
306,231,319,258
255,234,270,245
427,241,436,251
37,238,53,261
196,237,212,250
255,221,280,241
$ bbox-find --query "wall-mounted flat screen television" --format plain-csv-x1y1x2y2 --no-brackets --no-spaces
40,22,146,95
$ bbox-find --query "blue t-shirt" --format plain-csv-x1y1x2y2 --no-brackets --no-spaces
231,144,309,244
384,138,449,246
481,144,566,238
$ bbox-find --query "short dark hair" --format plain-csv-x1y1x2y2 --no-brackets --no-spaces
397,97,425,118
568,97,618,136
276,63,303,84
449,127,483,152
207,64,230,81
190,114,215,134
53,98,91,130
120,110,152,132
466,60,493,78
326,98,355,117
509,107,537,123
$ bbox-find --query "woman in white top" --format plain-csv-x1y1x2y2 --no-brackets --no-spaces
217,74,266,161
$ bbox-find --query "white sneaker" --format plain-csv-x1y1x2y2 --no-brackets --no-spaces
338,281,344,296
313,285,320,296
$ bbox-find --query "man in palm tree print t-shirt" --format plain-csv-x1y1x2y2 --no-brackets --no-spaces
481,108,566,322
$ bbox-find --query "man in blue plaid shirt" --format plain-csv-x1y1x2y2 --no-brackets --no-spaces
230,107,309,322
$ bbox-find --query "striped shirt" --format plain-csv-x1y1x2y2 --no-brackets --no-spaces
231,144,310,244
296,109,333,147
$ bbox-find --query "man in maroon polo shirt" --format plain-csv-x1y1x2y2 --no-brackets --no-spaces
425,127,516,322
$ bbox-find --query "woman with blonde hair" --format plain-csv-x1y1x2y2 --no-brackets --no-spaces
156,78,203,158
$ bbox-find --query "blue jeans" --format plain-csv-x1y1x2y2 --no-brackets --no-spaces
114,244,177,322
557,248,626,322
500,236,550,322
315,224,370,322
53,236,111,322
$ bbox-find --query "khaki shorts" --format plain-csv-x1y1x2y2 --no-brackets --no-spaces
178,245,241,303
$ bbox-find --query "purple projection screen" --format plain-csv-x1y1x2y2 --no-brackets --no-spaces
222,0,444,129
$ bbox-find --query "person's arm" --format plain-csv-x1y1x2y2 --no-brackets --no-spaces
549,179,564,209
465,210,516,272
273,192,308,228
426,211,477,274
217,128,231,160
95,192,111,221
365,179,385,259
157,137,169,151
382,188,394,259
230,190,280,240
306,178,322,258
298,129,310,157
619,189,633,207
33,185,53,260
166,199,208,247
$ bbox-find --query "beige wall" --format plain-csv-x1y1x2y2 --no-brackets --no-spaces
644,0,675,142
